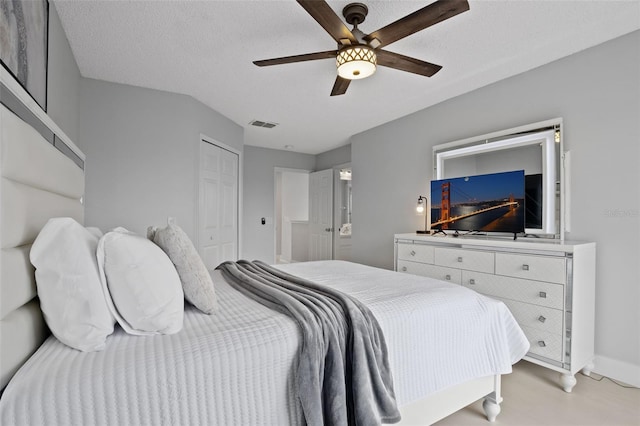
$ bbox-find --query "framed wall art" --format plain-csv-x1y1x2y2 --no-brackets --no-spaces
0,0,49,111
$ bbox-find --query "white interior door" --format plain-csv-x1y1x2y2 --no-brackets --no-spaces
199,140,239,269
308,169,333,261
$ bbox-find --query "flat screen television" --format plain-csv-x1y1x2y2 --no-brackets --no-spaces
430,170,526,234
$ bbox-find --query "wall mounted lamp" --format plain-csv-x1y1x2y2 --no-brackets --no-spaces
416,196,429,234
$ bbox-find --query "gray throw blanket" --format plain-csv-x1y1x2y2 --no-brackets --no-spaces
216,260,400,426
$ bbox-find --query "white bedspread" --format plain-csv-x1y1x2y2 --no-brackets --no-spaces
277,261,529,406
0,261,528,425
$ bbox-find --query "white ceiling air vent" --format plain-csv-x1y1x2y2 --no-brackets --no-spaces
249,120,278,129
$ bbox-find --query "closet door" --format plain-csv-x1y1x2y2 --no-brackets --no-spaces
199,140,239,269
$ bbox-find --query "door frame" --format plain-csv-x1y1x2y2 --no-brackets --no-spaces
273,167,311,264
196,133,243,262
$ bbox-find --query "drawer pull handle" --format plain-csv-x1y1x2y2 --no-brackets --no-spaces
522,264,530,271
445,274,451,281
538,315,546,323
469,279,476,285
457,257,463,263
410,250,416,256
539,291,547,298
538,340,546,347
401,266,407,272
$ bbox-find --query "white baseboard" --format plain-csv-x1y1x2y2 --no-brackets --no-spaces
593,354,640,388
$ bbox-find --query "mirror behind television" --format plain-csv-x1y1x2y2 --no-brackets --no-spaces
432,119,564,239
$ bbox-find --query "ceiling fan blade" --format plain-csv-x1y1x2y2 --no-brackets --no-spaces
254,50,337,67
297,0,358,45
364,0,469,49
330,76,351,96
376,50,442,77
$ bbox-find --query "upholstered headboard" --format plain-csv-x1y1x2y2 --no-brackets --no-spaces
0,72,85,390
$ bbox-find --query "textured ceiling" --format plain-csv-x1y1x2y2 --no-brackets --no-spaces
54,0,640,154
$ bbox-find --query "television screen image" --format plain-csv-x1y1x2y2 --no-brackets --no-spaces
431,170,526,234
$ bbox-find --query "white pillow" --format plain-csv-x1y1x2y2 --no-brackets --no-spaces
30,218,115,351
148,224,217,314
96,227,184,335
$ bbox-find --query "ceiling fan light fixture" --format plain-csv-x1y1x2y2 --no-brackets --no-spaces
336,45,377,80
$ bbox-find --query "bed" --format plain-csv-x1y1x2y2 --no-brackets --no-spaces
0,70,529,425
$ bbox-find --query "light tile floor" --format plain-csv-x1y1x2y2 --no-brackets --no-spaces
435,361,640,426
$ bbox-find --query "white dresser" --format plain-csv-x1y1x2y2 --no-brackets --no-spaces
394,233,596,392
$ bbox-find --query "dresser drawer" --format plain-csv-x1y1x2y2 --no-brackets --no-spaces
461,271,564,309
397,243,434,264
397,260,461,284
497,297,563,335
434,247,495,273
521,325,563,363
496,253,566,284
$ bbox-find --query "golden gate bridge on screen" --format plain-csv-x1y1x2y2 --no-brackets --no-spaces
432,181,519,229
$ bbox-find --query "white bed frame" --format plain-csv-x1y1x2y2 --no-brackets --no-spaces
0,68,85,390
399,374,501,424
0,68,502,424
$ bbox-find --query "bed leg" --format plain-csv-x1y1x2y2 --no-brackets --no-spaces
482,375,502,422
482,392,501,422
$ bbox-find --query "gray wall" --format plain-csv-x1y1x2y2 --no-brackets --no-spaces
351,31,640,382
46,2,80,143
243,146,315,262
316,144,351,170
78,78,243,240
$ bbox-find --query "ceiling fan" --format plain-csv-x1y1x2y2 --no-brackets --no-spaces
253,0,470,96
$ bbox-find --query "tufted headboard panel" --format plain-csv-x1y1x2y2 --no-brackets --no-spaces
0,74,85,390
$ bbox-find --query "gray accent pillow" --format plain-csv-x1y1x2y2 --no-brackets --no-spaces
148,224,217,314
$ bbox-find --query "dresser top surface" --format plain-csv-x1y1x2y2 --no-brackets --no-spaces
394,233,595,252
